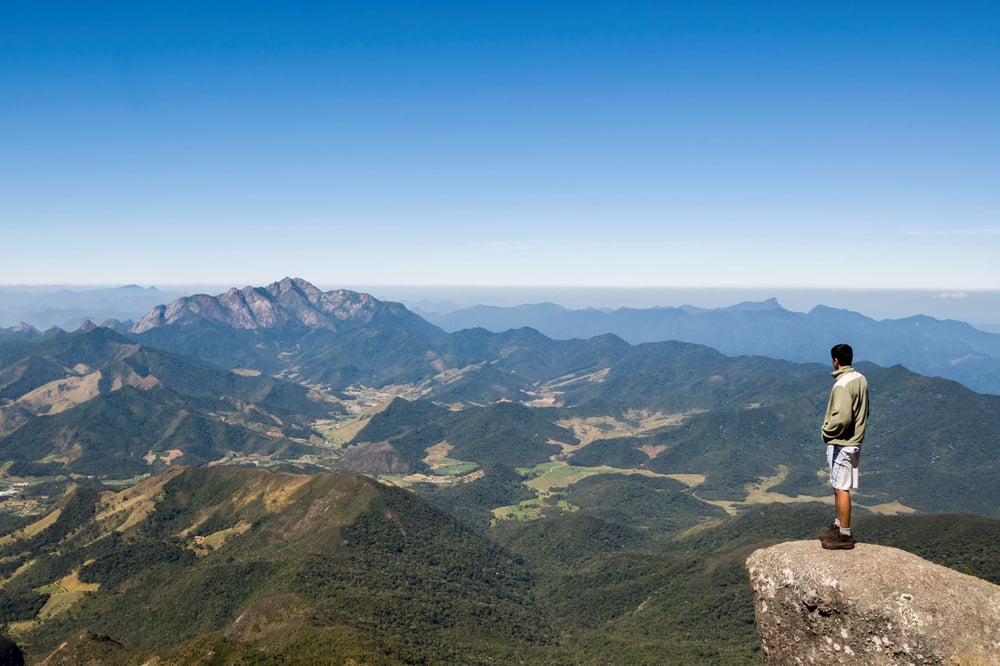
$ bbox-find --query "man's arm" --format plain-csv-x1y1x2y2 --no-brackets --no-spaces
821,385,853,442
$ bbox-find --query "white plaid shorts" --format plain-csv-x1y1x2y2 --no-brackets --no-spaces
827,444,860,490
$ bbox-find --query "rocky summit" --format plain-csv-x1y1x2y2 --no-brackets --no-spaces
130,277,401,333
746,540,1000,665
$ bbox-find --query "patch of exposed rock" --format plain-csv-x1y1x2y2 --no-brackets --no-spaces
746,540,1000,665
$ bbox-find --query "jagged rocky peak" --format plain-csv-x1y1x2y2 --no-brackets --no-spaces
130,278,384,333
746,540,1000,665
267,276,381,322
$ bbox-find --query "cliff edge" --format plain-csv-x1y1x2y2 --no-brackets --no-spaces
746,540,1000,665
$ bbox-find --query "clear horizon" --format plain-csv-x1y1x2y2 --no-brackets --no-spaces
3,3,998,289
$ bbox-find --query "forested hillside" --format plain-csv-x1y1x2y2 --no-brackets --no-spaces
1,466,998,664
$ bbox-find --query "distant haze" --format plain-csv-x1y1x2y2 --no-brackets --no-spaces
353,285,1000,334
3,283,1000,334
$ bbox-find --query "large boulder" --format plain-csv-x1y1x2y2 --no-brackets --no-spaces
746,540,1000,665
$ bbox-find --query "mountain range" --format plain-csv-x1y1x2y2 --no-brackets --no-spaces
1,277,999,663
6,280,999,396
417,297,1000,395
0,325,336,478
0,285,185,332
2,278,997,516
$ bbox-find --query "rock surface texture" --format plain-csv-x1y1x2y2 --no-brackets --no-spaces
746,540,1000,665
130,277,402,333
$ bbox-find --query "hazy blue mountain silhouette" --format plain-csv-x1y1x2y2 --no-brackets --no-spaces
420,298,1000,395
0,284,184,331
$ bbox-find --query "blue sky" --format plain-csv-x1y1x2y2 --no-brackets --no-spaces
2,2,998,290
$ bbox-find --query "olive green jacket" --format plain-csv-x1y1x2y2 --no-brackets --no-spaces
821,366,869,446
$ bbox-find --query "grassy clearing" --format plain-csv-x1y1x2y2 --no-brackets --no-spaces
377,443,481,488
311,384,421,446
865,501,918,515
313,417,368,446
518,462,699,495
491,497,578,522
491,462,711,524
192,521,254,553
16,372,103,415
556,410,702,451
431,462,478,476
422,442,479,475
540,368,611,393
31,572,100,623
423,441,453,466
57,571,100,594
93,466,186,533
378,460,480,487
668,473,707,487
498,487,571,518
7,620,33,636
0,508,62,546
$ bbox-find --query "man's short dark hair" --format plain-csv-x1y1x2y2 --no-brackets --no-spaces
831,343,853,366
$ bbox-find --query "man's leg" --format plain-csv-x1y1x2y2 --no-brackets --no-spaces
834,488,851,531
823,448,857,549
822,488,856,548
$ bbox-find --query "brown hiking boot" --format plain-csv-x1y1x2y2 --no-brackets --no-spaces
821,532,856,550
819,523,840,541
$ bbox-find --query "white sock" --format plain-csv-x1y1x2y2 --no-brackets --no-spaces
839,527,851,536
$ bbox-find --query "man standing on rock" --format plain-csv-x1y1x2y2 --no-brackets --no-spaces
820,343,869,550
